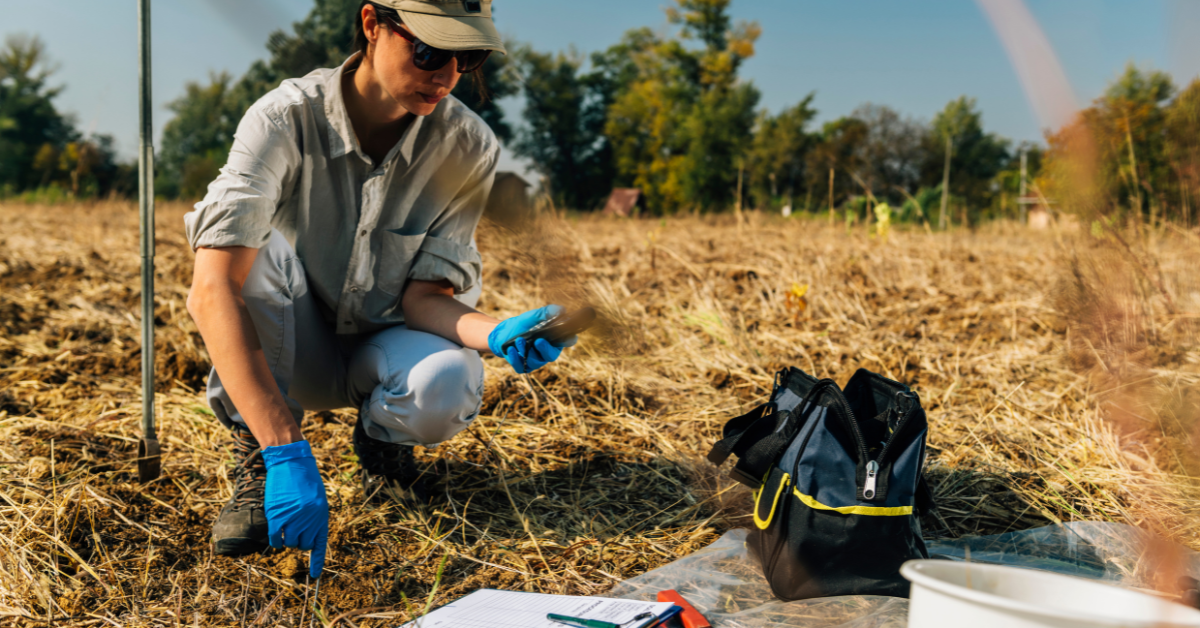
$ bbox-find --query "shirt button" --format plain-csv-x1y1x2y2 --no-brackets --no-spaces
360,230,367,237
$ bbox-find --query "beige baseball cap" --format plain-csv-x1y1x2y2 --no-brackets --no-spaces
377,0,506,54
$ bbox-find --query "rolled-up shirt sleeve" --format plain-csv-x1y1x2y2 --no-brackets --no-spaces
407,130,498,293
183,103,300,251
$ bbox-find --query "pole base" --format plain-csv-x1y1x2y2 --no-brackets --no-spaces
137,438,161,482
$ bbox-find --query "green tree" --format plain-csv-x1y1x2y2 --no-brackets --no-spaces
745,94,816,209
1101,64,1175,222
851,103,929,206
512,48,612,209
1166,78,1200,224
928,96,1009,226
602,30,693,211
0,34,74,192
805,117,868,215
156,72,239,199
667,0,732,51
0,34,131,199
603,0,761,213
1042,64,1178,224
674,0,761,211
680,82,759,211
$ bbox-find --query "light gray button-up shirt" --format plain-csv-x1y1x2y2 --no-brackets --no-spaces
184,54,498,335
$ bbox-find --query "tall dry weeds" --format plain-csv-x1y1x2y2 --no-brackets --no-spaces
1050,226,1200,589
0,201,1197,626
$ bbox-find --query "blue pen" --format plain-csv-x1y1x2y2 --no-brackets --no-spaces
547,611,654,628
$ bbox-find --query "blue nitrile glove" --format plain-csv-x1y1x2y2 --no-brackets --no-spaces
261,440,329,579
487,304,578,374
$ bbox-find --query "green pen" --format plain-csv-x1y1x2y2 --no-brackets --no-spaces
547,611,652,628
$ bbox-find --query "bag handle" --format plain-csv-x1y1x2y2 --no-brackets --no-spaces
706,369,790,466
706,402,775,466
711,379,842,489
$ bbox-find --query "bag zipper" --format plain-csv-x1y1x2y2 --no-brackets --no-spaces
779,380,919,507
874,391,919,470
825,386,870,470
826,385,923,501
787,380,858,497
863,460,879,499
857,391,918,500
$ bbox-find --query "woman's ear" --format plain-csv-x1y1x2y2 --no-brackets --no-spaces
361,4,381,49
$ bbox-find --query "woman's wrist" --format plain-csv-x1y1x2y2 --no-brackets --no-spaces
247,416,304,448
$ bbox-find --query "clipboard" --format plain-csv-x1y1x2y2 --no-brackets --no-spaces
400,589,678,628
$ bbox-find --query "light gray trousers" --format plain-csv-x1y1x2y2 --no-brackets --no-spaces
206,229,485,446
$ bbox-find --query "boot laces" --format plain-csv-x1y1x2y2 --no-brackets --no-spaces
228,425,266,510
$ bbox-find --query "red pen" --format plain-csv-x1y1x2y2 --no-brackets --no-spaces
656,590,711,628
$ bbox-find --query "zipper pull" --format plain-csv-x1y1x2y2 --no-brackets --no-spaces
863,460,879,500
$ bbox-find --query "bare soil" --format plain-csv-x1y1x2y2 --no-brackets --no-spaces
0,201,1197,626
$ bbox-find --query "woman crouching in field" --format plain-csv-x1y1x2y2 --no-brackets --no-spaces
183,0,575,579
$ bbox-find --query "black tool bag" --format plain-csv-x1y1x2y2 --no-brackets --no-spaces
707,367,933,600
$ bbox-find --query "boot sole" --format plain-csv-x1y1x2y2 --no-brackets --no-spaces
213,536,269,557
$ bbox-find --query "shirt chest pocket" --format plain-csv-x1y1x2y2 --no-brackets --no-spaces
375,229,427,297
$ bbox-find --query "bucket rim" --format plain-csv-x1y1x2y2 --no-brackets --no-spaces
900,559,1200,628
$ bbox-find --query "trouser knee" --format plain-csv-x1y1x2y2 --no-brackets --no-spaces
360,345,484,446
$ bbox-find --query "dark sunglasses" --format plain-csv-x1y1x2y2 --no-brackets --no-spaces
382,17,492,74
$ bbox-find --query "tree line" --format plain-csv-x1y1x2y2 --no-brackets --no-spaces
1043,65,1200,227
149,0,1019,224
0,35,135,201
1,0,1197,228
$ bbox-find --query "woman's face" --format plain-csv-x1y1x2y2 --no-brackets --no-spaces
363,6,463,117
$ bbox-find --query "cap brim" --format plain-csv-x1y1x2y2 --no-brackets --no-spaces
396,10,507,54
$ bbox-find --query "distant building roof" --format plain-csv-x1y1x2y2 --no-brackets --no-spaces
494,171,531,189
486,171,534,225
603,188,643,217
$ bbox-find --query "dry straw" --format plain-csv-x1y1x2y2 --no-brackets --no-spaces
0,201,1196,626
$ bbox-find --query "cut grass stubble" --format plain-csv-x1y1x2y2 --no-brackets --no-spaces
0,201,1197,626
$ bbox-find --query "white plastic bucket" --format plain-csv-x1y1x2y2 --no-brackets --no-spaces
901,559,1200,628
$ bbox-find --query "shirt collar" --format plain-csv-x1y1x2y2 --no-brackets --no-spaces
324,54,360,161
324,53,426,167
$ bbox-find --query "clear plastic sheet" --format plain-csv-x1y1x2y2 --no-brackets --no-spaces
609,523,1200,627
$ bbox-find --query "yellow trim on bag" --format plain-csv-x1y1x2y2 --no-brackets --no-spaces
753,472,790,530
793,488,913,516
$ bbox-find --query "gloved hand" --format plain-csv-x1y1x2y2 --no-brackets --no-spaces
487,304,577,374
261,440,329,579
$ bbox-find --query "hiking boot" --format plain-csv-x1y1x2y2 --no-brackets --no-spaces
212,422,269,556
352,416,428,504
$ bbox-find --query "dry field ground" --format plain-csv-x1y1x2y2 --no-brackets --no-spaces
0,201,1198,626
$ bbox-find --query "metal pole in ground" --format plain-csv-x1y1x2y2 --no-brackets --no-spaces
136,0,161,482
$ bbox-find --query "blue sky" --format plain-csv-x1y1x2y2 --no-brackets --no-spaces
3,0,1197,174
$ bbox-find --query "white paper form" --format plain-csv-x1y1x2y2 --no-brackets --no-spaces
400,589,676,628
